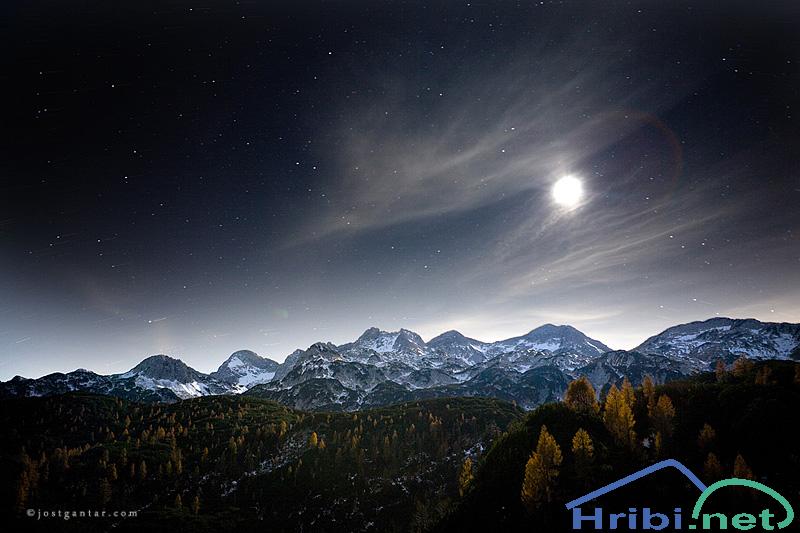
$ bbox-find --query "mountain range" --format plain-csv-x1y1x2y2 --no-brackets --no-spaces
2,317,798,410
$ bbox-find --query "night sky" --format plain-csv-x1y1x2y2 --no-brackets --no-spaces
2,1,799,380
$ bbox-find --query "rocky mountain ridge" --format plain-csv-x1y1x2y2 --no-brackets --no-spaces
2,317,798,409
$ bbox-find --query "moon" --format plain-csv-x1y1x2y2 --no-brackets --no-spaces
552,175,584,208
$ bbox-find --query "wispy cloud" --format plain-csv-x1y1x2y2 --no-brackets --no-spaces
295,42,679,242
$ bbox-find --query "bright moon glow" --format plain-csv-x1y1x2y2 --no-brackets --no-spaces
552,175,584,208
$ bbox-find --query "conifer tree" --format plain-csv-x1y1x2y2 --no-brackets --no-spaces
571,428,594,487
520,425,563,512
650,394,676,438
39,452,49,484
703,452,723,482
621,377,636,409
733,454,754,480
228,436,238,455
192,495,200,515
603,385,636,448
99,477,112,506
697,423,716,450
571,428,594,467
536,425,563,476
564,377,599,414
174,494,182,510
138,460,147,481
15,470,30,514
641,375,656,414
731,356,754,377
308,432,319,448
520,452,546,513
458,457,473,497
714,360,727,381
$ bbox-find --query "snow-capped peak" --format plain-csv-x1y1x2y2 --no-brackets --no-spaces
635,317,800,362
486,324,611,358
346,327,426,355
210,350,279,389
121,354,199,381
119,354,234,399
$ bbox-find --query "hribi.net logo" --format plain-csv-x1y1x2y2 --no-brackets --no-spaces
566,460,794,531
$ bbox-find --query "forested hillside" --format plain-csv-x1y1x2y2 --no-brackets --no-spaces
437,359,800,531
2,396,520,532
4,359,798,532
